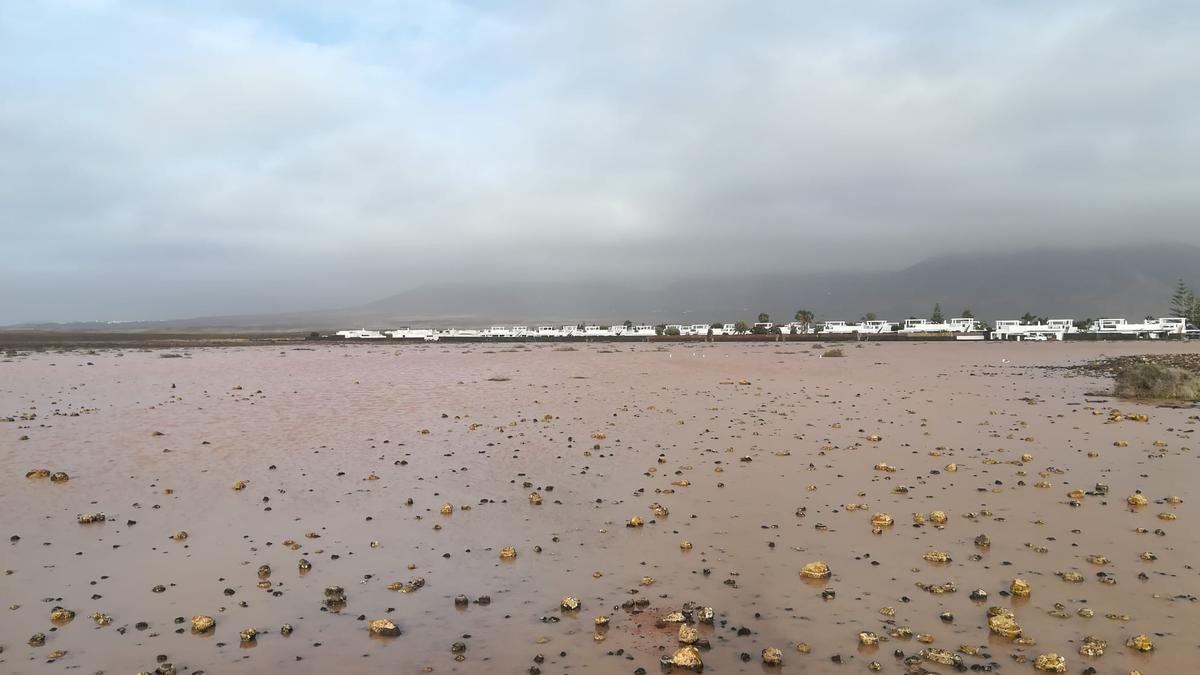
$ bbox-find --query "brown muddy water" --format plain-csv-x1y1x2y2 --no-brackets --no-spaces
1,341,1196,675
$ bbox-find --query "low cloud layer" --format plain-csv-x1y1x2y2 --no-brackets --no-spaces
2,1,1198,323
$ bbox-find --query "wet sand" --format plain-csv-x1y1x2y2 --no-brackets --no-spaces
1,341,1196,674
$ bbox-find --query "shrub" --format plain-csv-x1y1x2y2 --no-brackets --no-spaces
1113,363,1200,400
822,348,845,358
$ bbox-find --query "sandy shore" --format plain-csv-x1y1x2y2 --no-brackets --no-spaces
1,341,1196,674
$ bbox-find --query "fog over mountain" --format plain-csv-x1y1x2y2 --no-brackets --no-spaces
10,245,1197,332
2,2,1198,325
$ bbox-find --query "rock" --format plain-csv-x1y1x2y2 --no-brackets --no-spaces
26,469,50,479
323,586,347,609
594,615,609,626
191,615,215,633
859,631,879,645
171,531,188,541
870,513,894,527
796,642,811,653
923,551,951,563
1128,494,1148,506
440,502,454,515
1126,634,1154,652
974,534,991,548
239,627,258,642
298,558,312,571
969,589,988,602
678,624,700,644
369,618,401,636
696,606,715,624
560,596,581,611
800,561,831,579
761,647,783,665
49,606,75,624
929,511,948,525
50,471,69,483
77,513,106,524
528,492,543,505
680,540,693,550
280,623,293,636
627,515,644,527
651,502,670,517
90,612,112,626
1078,636,1106,657
1033,653,1066,672
499,546,517,560
28,632,46,646
987,607,1022,638
921,648,962,667
670,646,703,671
1010,578,1032,597
231,480,247,491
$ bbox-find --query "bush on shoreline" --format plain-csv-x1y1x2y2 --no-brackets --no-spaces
1113,363,1200,400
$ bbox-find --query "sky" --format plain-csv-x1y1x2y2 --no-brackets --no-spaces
2,1,1198,324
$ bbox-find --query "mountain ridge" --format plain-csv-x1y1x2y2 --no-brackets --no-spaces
6,244,1197,331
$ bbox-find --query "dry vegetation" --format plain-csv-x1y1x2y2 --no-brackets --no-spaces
1113,362,1200,400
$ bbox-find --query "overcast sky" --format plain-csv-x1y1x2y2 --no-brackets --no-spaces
2,1,1198,324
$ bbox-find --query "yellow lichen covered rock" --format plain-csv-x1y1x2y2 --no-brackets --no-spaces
800,561,831,579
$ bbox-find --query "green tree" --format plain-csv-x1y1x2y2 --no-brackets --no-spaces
930,303,944,323
733,320,749,334
861,312,878,322
750,324,769,335
1170,279,1195,318
757,312,770,324
654,324,665,336
793,309,814,332
1020,312,1037,324
960,309,974,318
623,320,633,329
664,326,681,336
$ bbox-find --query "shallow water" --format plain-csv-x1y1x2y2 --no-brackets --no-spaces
1,341,1196,674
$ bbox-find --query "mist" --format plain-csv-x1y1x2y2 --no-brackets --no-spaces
2,1,1198,324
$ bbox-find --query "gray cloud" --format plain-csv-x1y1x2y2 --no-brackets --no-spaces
2,1,1198,323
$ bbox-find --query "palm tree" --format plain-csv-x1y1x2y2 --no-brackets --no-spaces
794,309,814,332
757,312,770,324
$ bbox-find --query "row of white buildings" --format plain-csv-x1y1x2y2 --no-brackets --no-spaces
334,316,1195,341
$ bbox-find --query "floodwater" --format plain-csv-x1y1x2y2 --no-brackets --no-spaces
0,341,1196,674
